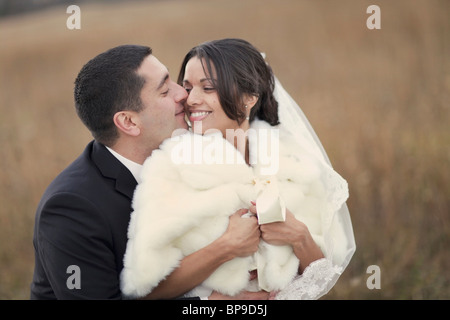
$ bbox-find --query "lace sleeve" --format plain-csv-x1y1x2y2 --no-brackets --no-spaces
274,258,343,300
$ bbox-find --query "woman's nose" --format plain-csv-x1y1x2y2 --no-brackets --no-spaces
186,87,201,106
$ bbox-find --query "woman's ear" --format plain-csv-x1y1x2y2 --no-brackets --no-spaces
113,111,141,137
244,94,259,110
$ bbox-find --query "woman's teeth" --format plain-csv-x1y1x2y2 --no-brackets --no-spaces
190,111,211,117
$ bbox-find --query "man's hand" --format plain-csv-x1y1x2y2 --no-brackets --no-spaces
219,208,261,259
143,208,261,299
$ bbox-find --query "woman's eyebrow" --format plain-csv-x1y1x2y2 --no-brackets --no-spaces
182,78,215,85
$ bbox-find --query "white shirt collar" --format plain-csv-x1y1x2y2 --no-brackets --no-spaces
106,146,143,184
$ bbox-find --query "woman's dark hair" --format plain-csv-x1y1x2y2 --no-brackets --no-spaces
74,44,152,146
177,38,279,126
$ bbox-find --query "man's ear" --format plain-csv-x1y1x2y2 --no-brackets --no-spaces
113,111,141,137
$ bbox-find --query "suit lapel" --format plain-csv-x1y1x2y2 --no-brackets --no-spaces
90,140,137,200
114,168,138,200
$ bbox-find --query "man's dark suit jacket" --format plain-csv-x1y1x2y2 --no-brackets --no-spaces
30,140,137,299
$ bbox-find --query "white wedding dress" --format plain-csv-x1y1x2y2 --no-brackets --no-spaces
120,77,356,300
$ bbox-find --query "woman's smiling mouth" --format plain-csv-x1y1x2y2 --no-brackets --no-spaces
189,111,211,122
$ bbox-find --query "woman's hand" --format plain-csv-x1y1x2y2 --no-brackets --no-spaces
249,203,324,273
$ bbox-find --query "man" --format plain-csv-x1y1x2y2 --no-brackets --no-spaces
30,45,265,299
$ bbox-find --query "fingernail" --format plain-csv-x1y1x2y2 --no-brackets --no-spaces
251,200,256,205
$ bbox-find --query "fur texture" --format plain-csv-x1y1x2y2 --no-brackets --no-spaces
120,120,347,298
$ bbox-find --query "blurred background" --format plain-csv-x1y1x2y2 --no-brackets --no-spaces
0,0,448,299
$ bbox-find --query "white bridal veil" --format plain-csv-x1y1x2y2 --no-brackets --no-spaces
272,74,356,299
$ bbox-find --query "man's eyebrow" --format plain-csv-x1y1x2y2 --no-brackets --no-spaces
156,73,169,90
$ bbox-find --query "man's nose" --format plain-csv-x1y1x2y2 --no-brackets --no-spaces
173,82,188,103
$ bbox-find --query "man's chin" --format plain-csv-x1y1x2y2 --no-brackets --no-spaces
178,120,189,130
174,113,189,128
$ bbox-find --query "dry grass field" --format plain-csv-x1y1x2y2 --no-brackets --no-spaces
0,0,448,299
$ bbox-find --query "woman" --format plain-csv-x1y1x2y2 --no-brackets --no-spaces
120,39,355,299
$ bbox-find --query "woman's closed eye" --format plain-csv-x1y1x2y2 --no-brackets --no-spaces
183,86,214,93
203,86,216,92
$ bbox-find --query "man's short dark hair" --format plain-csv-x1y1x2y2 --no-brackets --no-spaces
74,45,152,146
